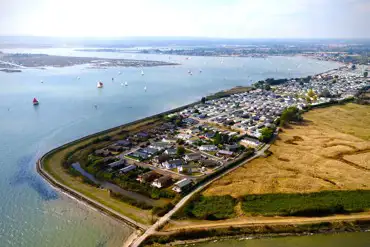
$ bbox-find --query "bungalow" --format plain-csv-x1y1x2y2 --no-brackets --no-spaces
94,149,112,157
154,154,171,164
107,145,123,152
116,140,131,147
217,150,233,156
200,159,220,168
162,159,183,169
137,171,161,183
136,132,149,140
151,176,173,188
199,145,217,152
241,137,261,147
172,178,193,193
107,160,126,169
184,152,202,162
182,118,199,126
129,151,149,160
119,165,136,173
204,132,216,139
224,144,239,151
150,142,171,151
176,133,192,140
164,148,177,156
178,165,192,174
140,147,158,155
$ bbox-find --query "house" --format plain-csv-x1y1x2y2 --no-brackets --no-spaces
182,118,199,126
107,145,123,152
162,159,183,169
164,148,177,156
224,144,239,151
199,145,217,152
150,142,171,151
137,171,161,183
151,176,173,188
116,140,131,147
200,159,219,168
217,150,233,156
129,151,149,160
172,178,193,193
184,152,202,162
107,160,126,169
176,133,192,140
119,165,136,173
204,132,216,139
178,165,192,174
94,149,112,157
136,132,149,140
140,147,158,155
241,137,261,147
154,154,171,164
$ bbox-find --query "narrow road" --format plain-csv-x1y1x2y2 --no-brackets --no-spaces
129,144,270,247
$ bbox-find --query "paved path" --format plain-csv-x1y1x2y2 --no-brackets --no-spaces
129,144,270,247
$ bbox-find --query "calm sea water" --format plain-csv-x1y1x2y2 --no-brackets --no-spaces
1,48,361,247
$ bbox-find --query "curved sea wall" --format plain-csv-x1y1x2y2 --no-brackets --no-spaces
36,100,201,230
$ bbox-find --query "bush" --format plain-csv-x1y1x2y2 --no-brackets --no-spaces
182,195,236,220
242,190,370,217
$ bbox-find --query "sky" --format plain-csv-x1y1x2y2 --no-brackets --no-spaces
0,0,370,39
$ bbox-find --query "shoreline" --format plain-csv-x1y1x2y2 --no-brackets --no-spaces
35,62,362,246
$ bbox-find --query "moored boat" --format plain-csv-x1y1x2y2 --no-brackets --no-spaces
33,98,39,105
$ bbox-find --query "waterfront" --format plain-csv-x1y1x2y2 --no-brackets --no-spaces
189,231,370,247
0,49,345,247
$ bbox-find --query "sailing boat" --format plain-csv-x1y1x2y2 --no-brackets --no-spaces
141,70,144,76
144,86,147,91
33,98,39,105
125,81,128,86
97,81,104,88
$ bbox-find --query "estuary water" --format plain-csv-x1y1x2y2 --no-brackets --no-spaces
0,48,352,247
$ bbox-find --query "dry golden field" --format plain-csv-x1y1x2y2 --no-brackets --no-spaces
204,103,370,198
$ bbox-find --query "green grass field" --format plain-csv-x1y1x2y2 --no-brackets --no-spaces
242,190,370,217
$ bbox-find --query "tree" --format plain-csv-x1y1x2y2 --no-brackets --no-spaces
213,132,222,145
259,127,274,142
201,97,206,104
264,84,271,90
280,106,303,127
177,146,185,156
364,71,368,78
351,64,356,70
307,89,315,97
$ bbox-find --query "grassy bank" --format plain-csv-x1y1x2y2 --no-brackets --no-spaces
242,190,370,217
42,118,163,226
143,219,370,246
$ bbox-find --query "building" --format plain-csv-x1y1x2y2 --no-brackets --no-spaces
94,149,112,157
151,176,173,188
119,165,136,173
137,171,161,183
199,145,217,151
162,159,184,169
164,148,177,156
217,150,233,156
241,137,261,147
107,160,126,169
172,178,193,193
116,140,131,147
184,152,202,162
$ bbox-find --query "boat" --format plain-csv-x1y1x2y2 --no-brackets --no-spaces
118,71,121,75
125,81,128,86
77,76,80,80
33,98,39,105
144,86,147,91
141,70,144,76
97,81,104,88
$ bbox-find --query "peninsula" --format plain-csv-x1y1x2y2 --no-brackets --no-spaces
37,64,370,247
0,52,179,72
